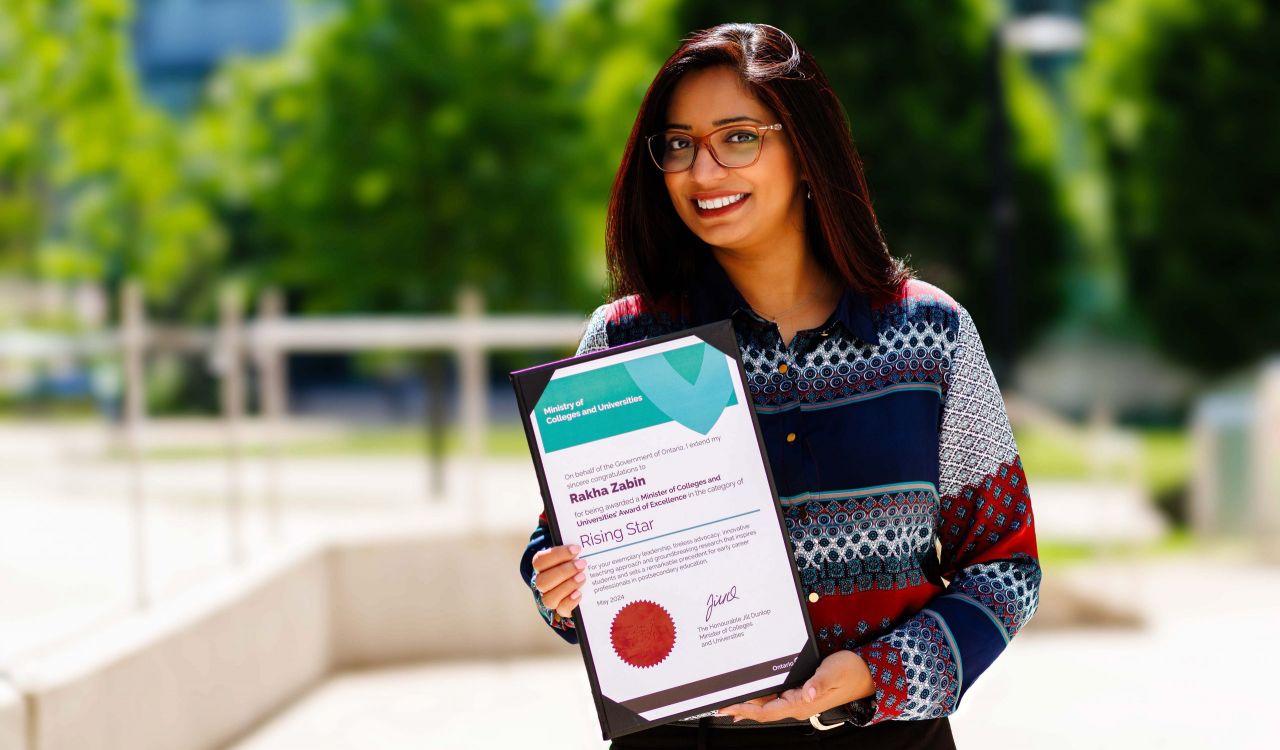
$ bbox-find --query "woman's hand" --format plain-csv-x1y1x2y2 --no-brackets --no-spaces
530,544,588,618
716,650,874,724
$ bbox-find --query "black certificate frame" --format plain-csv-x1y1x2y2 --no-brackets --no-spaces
510,319,821,740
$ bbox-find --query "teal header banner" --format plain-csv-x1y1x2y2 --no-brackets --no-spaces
534,342,737,453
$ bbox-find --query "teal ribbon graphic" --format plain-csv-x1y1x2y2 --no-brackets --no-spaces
534,342,737,452
623,341,733,435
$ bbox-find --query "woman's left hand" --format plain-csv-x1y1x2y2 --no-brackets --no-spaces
715,650,875,724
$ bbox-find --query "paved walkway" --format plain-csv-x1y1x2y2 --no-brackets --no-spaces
224,557,1280,750
3,418,1240,749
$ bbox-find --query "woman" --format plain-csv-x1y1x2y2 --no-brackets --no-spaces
519,22,1040,749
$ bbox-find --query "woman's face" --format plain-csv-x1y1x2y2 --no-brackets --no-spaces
661,66,805,255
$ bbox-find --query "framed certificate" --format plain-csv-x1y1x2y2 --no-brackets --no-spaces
510,320,819,739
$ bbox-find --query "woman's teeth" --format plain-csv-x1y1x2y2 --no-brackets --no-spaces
696,193,746,210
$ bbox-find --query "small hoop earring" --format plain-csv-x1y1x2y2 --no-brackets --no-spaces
807,187,812,200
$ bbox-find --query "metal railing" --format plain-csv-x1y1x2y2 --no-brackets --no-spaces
0,281,588,609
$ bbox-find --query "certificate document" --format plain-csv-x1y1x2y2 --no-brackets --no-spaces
510,320,819,739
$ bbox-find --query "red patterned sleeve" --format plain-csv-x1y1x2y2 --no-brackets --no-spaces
849,304,1041,725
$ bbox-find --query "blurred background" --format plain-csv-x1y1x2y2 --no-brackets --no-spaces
1,0,1277,748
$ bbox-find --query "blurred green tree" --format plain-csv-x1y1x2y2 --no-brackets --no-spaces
191,0,598,314
1078,0,1279,374
0,0,223,318
541,0,681,296
676,2,1072,360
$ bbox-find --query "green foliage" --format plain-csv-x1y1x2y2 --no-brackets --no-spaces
676,1,1072,356
5,0,1077,339
1077,0,1280,374
0,0,224,313
191,0,613,314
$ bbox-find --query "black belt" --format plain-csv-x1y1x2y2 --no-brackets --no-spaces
671,705,855,731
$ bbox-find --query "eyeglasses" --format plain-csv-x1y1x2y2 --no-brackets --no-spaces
645,122,784,173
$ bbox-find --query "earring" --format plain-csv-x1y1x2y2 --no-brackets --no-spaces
807,187,812,200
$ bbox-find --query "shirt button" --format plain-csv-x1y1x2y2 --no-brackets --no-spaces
786,432,797,443
778,363,789,374
808,592,819,603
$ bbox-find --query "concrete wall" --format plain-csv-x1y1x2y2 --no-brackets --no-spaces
1,523,568,750
329,525,569,668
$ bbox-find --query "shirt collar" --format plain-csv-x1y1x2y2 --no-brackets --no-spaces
687,253,878,345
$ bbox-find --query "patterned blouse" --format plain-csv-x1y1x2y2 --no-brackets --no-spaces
518,256,1041,726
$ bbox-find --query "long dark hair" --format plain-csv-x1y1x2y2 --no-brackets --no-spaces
606,23,911,307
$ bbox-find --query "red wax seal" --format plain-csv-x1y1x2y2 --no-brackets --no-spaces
610,600,676,668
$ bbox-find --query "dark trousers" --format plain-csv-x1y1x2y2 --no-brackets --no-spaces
610,717,956,750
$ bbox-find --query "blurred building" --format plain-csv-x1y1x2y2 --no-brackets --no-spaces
132,0,294,114
1191,359,1280,548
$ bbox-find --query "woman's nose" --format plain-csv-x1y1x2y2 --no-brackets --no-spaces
689,144,729,181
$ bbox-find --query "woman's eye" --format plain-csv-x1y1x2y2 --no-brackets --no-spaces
667,137,692,151
724,131,759,144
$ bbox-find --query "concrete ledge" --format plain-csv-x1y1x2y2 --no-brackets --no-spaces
3,523,568,750
7,541,332,750
0,680,24,750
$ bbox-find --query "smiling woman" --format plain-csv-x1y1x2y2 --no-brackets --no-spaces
657,67,806,276
521,22,1040,750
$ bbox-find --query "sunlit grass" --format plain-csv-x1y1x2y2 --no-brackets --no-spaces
116,421,1192,503
1139,428,1193,496
1015,425,1190,497
1038,527,1197,569
109,422,533,461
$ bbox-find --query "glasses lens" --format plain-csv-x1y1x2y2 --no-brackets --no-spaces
650,132,695,172
713,128,763,168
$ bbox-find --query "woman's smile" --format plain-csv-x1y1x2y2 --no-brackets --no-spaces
692,191,751,217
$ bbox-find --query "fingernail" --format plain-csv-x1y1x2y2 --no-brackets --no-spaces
571,590,582,599
569,544,581,554
574,572,585,582
805,687,816,702
575,559,587,570
732,717,741,724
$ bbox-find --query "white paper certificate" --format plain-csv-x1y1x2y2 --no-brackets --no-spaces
511,321,818,739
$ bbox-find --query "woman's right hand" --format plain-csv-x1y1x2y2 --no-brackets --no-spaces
530,544,589,618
